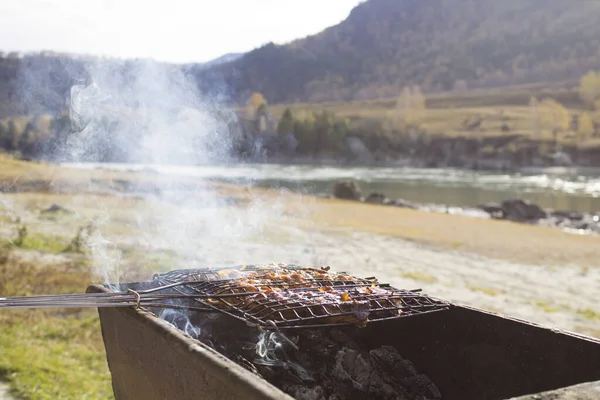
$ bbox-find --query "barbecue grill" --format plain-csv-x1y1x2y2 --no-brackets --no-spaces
151,264,449,330
0,263,450,331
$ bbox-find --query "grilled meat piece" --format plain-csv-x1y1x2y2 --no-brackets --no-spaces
202,265,403,327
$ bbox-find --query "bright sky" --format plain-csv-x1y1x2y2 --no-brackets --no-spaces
0,0,363,64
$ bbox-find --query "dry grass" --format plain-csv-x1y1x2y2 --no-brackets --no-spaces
0,153,229,192
398,270,438,284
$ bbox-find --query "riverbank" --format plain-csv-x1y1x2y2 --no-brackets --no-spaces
1,156,599,398
330,180,600,235
59,160,600,213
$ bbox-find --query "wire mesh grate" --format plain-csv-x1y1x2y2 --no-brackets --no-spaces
150,264,450,330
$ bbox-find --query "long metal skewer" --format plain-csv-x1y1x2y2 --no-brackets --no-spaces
0,278,425,311
0,292,254,310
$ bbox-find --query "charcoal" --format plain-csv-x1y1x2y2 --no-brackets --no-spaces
283,384,325,400
370,345,417,379
161,312,442,400
401,374,442,399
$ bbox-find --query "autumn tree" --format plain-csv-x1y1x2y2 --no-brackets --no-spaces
539,98,570,142
277,108,294,135
579,71,600,109
254,103,269,132
577,112,594,145
395,85,426,128
245,92,267,120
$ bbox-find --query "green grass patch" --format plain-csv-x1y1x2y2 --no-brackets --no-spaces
577,308,600,321
467,286,503,296
2,232,71,253
399,270,438,283
0,248,113,399
19,233,70,253
535,300,560,313
0,315,112,400
449,241,464,249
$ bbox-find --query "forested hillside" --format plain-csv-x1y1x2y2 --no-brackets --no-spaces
3,0,600,113
194,0,600,102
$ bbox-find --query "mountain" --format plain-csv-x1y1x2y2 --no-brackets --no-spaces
199,53,244,68
193,0,600,103
4,0,600,115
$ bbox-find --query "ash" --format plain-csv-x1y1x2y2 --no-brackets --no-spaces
160,311,442,400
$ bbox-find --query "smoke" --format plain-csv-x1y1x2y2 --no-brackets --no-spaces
256,331,284,362
52,59,236,285
158,308,202,338
12,54,318,291
64,59,233,165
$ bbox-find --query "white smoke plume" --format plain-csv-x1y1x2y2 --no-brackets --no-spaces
66,60,233,165
13,56,310,287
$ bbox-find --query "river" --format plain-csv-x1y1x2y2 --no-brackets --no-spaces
64,163,600,213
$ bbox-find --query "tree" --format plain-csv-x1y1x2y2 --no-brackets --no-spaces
245,92,267,119
328,118,349,151
539,98,570,142
579,71,600,109
395,85,426,128
293,113,316,154
0,121,7,149
254,103,269,132
277,108,294,135
313,111,333,154
7,120,21,150
577,112,594,145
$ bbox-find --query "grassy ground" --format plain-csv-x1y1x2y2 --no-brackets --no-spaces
0,248,112,400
